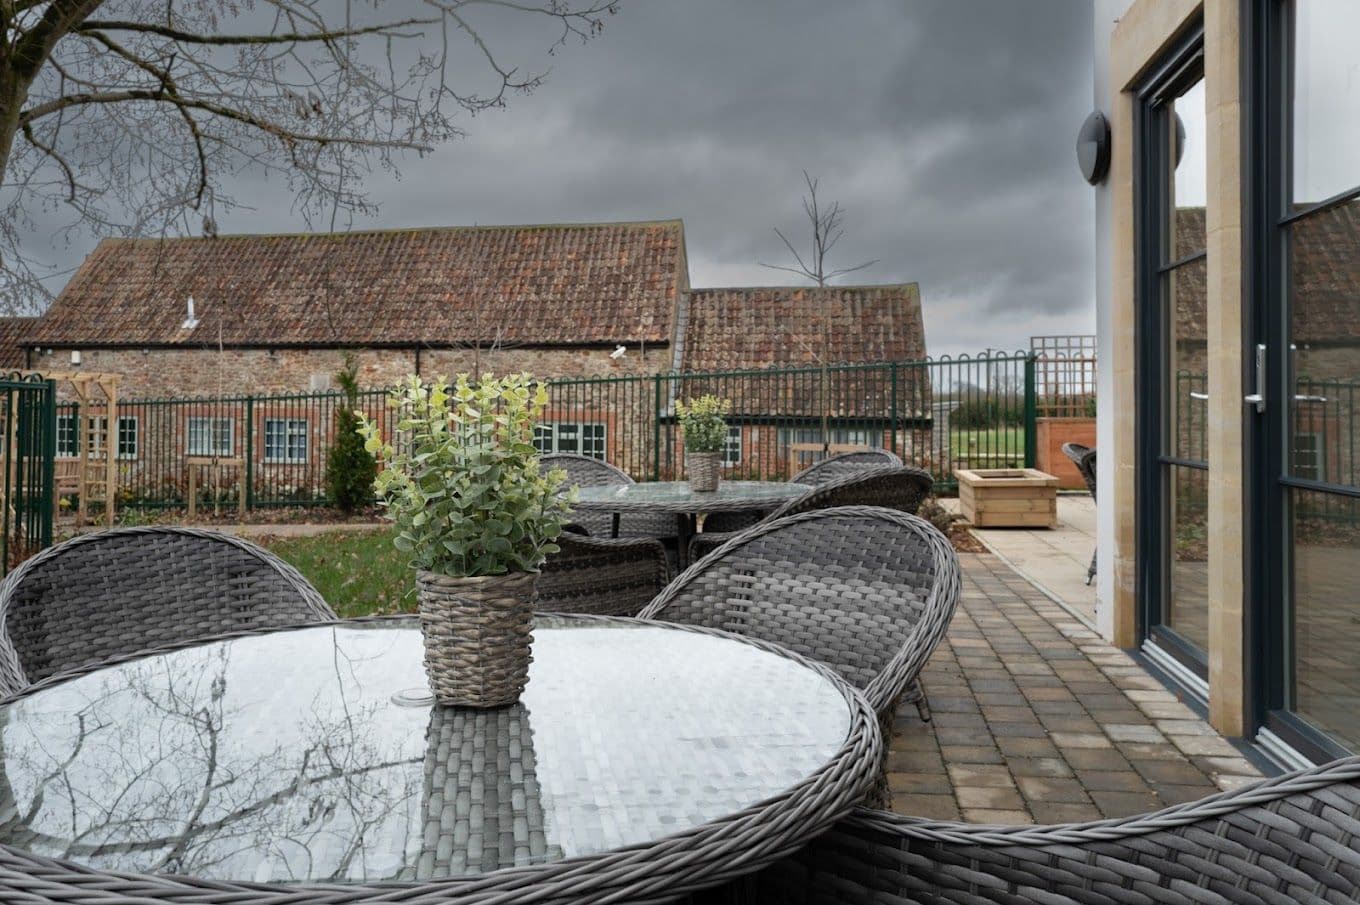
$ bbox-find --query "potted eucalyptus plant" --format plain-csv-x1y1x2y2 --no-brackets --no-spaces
675,395,731,492
359,374,573,708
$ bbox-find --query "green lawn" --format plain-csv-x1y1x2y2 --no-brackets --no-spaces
950,428,1026,461
258,528,413,618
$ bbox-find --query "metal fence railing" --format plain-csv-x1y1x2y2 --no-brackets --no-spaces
53,352,1041,512
1,372,55,574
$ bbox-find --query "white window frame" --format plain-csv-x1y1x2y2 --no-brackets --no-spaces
115,415,138,460
187,416,234,457
56,413,78,457
1292,431,1324,482
533,421,607,459
264,418,309,464
722,425,742,467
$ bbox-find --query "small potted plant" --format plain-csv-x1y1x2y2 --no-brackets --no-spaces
675,395,731,492
359,374,573,708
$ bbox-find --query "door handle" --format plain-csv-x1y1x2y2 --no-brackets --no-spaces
1293,394,1328,403
1244,343,1266,413
1189,391,1209,400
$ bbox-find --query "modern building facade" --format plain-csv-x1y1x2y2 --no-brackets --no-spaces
1094,0,1359,765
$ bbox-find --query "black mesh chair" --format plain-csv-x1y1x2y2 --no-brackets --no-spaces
1062,442,1097,585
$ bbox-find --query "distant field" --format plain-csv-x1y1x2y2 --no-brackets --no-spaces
950,428,1026,463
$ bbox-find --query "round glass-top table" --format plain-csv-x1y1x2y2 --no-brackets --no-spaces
573,481,810,564
0,615,878,903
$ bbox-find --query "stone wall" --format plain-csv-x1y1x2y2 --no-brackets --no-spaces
29,344,673,401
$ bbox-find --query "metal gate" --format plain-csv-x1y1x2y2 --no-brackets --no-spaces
1,373,55,575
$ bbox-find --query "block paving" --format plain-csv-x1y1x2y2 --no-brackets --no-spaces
888,553,1263,823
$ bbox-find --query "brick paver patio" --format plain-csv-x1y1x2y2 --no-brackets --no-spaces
888,553,1263,823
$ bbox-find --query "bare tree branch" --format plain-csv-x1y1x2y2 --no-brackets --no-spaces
0,0,620,312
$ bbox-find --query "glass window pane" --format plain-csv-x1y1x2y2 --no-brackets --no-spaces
1289,488,1360,750
1291,0,1360,205
1165,257,1208,461
1288,204,1360,489
1166,464,1209,651
1168,77,1207,260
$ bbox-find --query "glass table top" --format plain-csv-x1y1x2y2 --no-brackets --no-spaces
573,480,810,512
0,617,850,884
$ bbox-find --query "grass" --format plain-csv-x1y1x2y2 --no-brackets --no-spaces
257,528,413,618
950,428,1026,461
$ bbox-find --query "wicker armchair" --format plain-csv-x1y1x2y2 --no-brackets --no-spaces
534,532,669,616
693,756,1360,905
542,453,677,539
792,449,904,485
703,449,906,536
691,466,933,562
642,506,959,744
1062,442,1097,584
0,526,336,697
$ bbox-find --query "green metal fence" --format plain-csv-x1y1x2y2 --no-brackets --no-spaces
1,372,55,575
55,352,1038,512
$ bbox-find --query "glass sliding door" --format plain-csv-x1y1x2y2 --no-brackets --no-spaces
1254,0,1360,760
1136,26,1211,687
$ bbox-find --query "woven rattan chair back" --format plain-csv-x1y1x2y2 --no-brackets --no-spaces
534,533,669,616
691,756,1360,905
1062,442,1097,498
541,453,675,539
791,449,904,486
0,526,336,697
643,506,959,719
692,467,934,561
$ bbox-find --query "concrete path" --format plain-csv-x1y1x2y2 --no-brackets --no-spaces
944,494,1099,626
886,553,1262,823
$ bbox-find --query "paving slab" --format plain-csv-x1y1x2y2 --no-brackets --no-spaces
886,553,1263,824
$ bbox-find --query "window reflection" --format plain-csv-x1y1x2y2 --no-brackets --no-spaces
1292,0,1360,205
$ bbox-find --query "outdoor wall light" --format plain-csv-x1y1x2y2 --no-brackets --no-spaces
1076,111,1111,185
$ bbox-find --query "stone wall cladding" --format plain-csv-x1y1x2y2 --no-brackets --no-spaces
30,345,672,401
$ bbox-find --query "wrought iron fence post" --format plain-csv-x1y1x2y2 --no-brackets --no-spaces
1024,353,1038,468
652,373,662,481
244,395,255,510
889,361,899,456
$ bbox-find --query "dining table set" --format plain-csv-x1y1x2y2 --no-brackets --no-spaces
0,453,1356,905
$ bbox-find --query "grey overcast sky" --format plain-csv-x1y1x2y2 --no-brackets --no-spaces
33,0,1097,360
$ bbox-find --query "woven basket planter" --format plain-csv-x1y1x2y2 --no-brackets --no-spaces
686,451,722,492
416,570,536,708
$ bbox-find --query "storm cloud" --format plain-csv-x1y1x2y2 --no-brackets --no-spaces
26,0,1096,359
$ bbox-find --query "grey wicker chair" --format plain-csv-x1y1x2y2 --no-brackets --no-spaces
1062,442,1098,585
693,756,1360,905
534,531,670,616
702,449,907,536
642,506,959,747
542,452,677,540
0,526,336,697
792,449,904,485
690,466,934,562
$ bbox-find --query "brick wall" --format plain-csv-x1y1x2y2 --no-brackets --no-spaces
29,344,673,401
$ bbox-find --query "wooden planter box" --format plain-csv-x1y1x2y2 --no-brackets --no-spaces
954,468,1058,528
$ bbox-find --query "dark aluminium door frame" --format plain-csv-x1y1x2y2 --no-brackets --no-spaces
1133,17,1209,689
1244,0,1360,764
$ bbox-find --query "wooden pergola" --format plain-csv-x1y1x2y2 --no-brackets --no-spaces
21,371,120,527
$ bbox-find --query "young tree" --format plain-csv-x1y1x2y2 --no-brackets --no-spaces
761,170,877,288
326,352,376,513
761,171,877,455
0,1,617,310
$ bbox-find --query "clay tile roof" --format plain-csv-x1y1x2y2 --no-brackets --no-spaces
678,284,931,418
29,220,686,348
0,317,37,370
1175,200,1360,345
680,284,926,372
